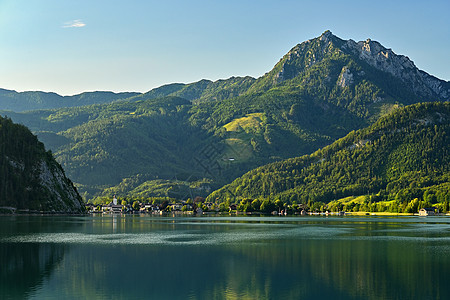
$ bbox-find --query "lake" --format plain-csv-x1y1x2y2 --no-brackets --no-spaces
1,214,449,299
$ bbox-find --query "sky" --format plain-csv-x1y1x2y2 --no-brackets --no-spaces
0,0,449,96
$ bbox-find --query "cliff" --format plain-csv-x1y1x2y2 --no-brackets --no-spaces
0,116,84,213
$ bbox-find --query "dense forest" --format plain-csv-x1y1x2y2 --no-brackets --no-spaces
0,116,84,212
208,102,450,213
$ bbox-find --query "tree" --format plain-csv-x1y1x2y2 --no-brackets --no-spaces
218,202,228,212
251,199,261,211
424,190,438,204
160,200,169,210
260,200,275,214
274,199,283,211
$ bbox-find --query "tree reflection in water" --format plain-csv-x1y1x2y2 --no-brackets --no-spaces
0,243,67,299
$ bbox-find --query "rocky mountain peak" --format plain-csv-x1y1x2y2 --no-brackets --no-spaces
271,30,341,84
341,37,449,100
274,31,449,100
264,31,449,102
319,30,335,43
343,38,416,73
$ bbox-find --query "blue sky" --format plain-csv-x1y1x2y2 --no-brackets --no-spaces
0,0,449,95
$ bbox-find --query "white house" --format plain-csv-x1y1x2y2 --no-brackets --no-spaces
419,208,435,216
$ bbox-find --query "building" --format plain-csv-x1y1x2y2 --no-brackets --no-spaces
110,204,123,213
171,204,183,211
419,208,435,216
106,195,123,213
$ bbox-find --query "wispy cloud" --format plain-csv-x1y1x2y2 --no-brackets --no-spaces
62,20,86,28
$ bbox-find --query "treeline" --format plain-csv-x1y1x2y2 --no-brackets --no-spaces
227,195,449,214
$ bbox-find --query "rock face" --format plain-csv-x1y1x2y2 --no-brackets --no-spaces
36,160,84,212
341,36,449,99
337,66,354,88
0,116,84,213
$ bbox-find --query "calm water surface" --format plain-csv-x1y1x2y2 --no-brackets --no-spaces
1,214,449,299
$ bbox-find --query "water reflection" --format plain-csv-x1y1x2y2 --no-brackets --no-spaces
0,243,67,299
0,216,81,300
0,215,449,299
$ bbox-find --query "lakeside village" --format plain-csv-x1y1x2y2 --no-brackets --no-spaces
86,195,445,217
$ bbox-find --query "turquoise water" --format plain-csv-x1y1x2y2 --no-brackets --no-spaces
1,214,449,299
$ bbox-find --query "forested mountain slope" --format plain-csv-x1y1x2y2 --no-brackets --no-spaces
208,102,449,208
139,76,257,103
1,97,222,199
0,116,84,212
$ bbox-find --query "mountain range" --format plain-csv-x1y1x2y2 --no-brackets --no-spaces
1,31,448,202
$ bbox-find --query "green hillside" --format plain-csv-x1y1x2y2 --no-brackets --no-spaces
34,97,219,198
208,102,450,212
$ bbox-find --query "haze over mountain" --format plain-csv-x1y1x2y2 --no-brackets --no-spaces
1,31,448,200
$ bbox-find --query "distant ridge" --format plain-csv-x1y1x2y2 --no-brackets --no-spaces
0,89,139,112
